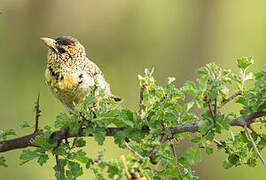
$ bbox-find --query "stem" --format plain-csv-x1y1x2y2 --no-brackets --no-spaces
170,144,183,180
244,125,266,168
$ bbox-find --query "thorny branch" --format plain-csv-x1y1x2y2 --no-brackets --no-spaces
34,94,41,133
0,111,265,153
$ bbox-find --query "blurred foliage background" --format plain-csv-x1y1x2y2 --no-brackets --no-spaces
0,0,265,179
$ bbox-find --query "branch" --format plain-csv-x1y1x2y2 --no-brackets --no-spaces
120,155,132,180
0,111,265,153
170,144,183,180
34,94,41,133
247,124,266,141
125,142,144,162
244,124,266,168
221,90,242,106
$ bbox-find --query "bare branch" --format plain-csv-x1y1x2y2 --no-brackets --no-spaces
139,87,144,115
147,134,168,158
0,111,265,153
244,125,266,168
120,155,132,180
170,144,183,180
247,124,266,141
207,99,216,125
34,94,41,133
221,90,242,106
55,155,61,173
125,142,144,162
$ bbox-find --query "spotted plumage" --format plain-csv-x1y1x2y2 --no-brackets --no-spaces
41,36,122,111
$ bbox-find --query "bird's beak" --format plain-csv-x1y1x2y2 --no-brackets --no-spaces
40,37,58,53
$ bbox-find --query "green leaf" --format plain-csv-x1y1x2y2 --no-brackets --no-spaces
182,146,201,165
67,161,83,178
72,138,86,148
198,120,211,135
196,66,209,75
94,129,106,145
0,156,8,167
191,136,201,143
0,129,16,140
84,94,97,107
38,154,49,166
237,56,254,72
184,101,194,112
55,113,71,129
223,160,233,169
164,112,176,123
114,130,128,146
199,75,209,90
20,149,39,165
182,113,197,122
117,109,135,127
205,146,213,155
19,121,33,128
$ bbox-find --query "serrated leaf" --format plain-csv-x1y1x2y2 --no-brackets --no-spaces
0,156,8,167
38,154,49,166
198,120,211,135
19,121,33,129
94,130,106,145
0,129,16,140
182,146,201,165
237,56,254,71
205,146,213,155
196,66,209,75
184,101,194,112
20,149,39,165
199,75,209,90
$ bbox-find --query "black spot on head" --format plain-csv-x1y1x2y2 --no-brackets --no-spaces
79,74,83,79
56,36,79,45
57,47,66,54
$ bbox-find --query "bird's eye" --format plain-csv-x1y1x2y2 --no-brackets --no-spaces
57,47,66,54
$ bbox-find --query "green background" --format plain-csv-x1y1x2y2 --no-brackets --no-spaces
0,0,265,179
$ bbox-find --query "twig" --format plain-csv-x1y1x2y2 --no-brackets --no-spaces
120,155,132,180
34,94,41,133
1,111,265,153
214,98,217,116
139,87,144,115
147,135,168,158
247,124,266,141
207,99,216,126
170,144,183,180
221,90,242,106
55,154,61,172
125,142,144,162
244,125,266,168
213,138,223,146
89,157,113,167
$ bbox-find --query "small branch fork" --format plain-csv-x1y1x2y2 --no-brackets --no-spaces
125,142,144,162
221,90,242,106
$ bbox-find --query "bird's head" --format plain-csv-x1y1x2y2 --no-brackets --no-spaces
40,36,86,65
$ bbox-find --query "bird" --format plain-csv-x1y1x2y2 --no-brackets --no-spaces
41,36,122,112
